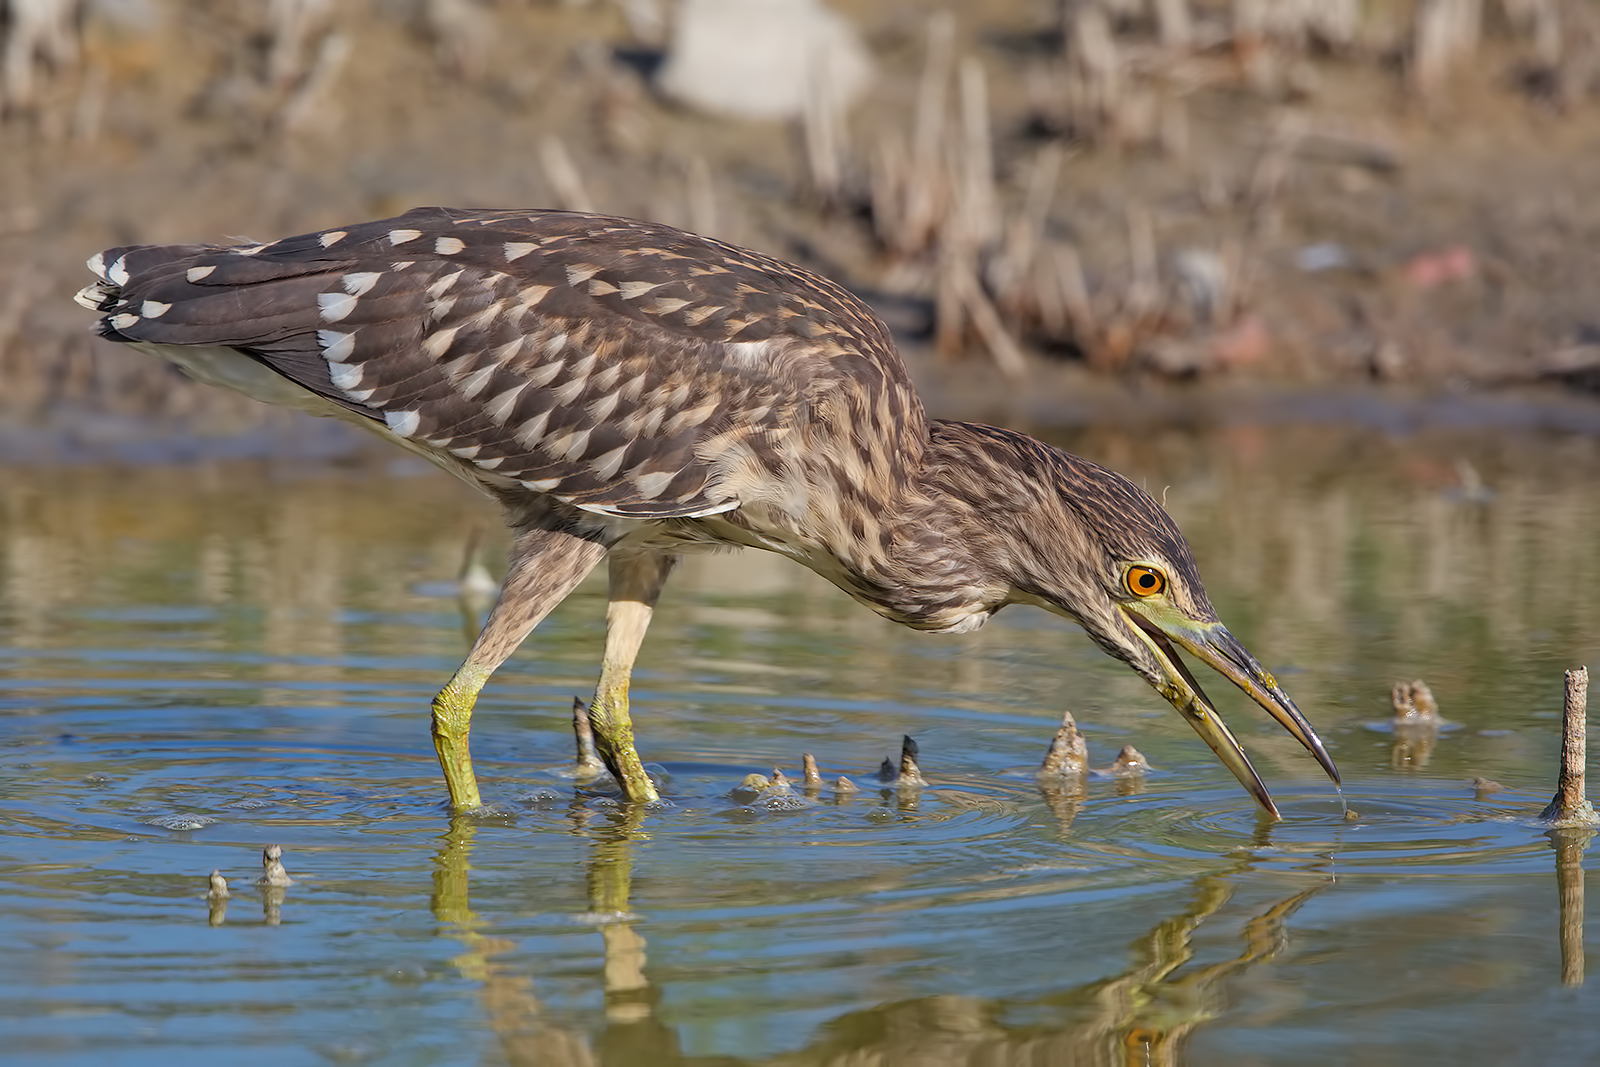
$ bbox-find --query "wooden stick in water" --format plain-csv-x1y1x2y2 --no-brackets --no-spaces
1540,667,1599,827
572,696,605,776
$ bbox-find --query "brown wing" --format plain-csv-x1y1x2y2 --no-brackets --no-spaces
81,207,926,519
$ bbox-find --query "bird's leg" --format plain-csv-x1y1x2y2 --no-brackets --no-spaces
589,551,677,803
433,525,607,810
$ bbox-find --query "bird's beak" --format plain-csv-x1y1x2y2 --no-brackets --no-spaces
1120,605,1339,819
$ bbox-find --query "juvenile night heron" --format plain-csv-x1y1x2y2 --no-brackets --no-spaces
75,207,1339,818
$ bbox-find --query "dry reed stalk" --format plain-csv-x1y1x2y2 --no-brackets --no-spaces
277,31,348,135
906,13,956,254
539,136,596,214
683,154,717,238
956,57,1000,249
1541,667,1598,826
1411,0,1485,102
801,57,846,208
951,262,1029,383
1063,2,1123,144
1154,0,1194,49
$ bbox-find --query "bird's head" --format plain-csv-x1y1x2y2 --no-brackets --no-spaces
983,435,1340,819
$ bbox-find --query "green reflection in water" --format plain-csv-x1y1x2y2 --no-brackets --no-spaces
1,423,1598,1065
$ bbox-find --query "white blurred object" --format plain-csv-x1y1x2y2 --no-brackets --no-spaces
655,0,873,120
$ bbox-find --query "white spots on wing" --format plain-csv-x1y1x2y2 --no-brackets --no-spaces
437,351,476,380
466,300,504,333
588,278,619,296
619,404,667,438
618,372,647,403
547,428,591,461
319,230,348,248
591,362,623,393
385,409,421,437
683,305,718,326
428,295,458,321
647,296,689,316
233,244,265,257
587,390,620,422
484,381,530,423
318,291,358,321
618,280,661,300
518,284,551,308
328,361,364,391
522,360,564,389
107,255,130,285
435,236,466,256
662,382,691,410
516,409,552,443
87,251,105,278
388,228,423,245
449,442,482,459
491,336,526,364
523,477,562,492
110,312,140,330
630,469,674,500
186,264,216,283
549,375,587,406
140,299,171,318
391,260,415,271
565,263,601,286
318,329,356,362
72,282,110,310
544,332,569,357
457,363,497,400
566,349,599,380
664,398,720,434
342,271,381,296
428,270,464,299
504,241,536,262
725,339,775,366
423,325,461,360
474,455,506,469
590,444,629,480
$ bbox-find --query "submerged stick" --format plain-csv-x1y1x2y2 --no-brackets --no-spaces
1039,709,1089,778
1541,668,1598,827
802,752,822,788
878,735,927,786
572,697,606,776
257,844,294,887
897,735,927,786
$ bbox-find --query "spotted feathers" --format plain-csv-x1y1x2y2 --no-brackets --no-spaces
78,207,924,522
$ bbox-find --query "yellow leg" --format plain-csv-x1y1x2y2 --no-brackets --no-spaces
432,523,606,810
432,663,492,810
589,552,676,803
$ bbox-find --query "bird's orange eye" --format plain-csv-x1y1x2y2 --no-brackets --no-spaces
1124,565,1166,597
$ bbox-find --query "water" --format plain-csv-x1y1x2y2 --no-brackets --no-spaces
3,419,1598,1065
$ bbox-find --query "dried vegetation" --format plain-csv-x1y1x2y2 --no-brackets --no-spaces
2,0,1599,431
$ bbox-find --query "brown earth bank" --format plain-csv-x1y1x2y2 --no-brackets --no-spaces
2,0,1599,454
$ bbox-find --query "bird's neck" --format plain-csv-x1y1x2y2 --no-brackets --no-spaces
796,420,1047,633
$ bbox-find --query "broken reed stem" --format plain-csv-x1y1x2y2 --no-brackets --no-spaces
1039,709,1088,777
539,136,595,214
1540,667,1598,826
802,751,822,788
572,696,605,774
897,734,927,786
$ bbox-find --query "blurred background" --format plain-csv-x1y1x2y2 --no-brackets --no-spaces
1,0,1598,445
